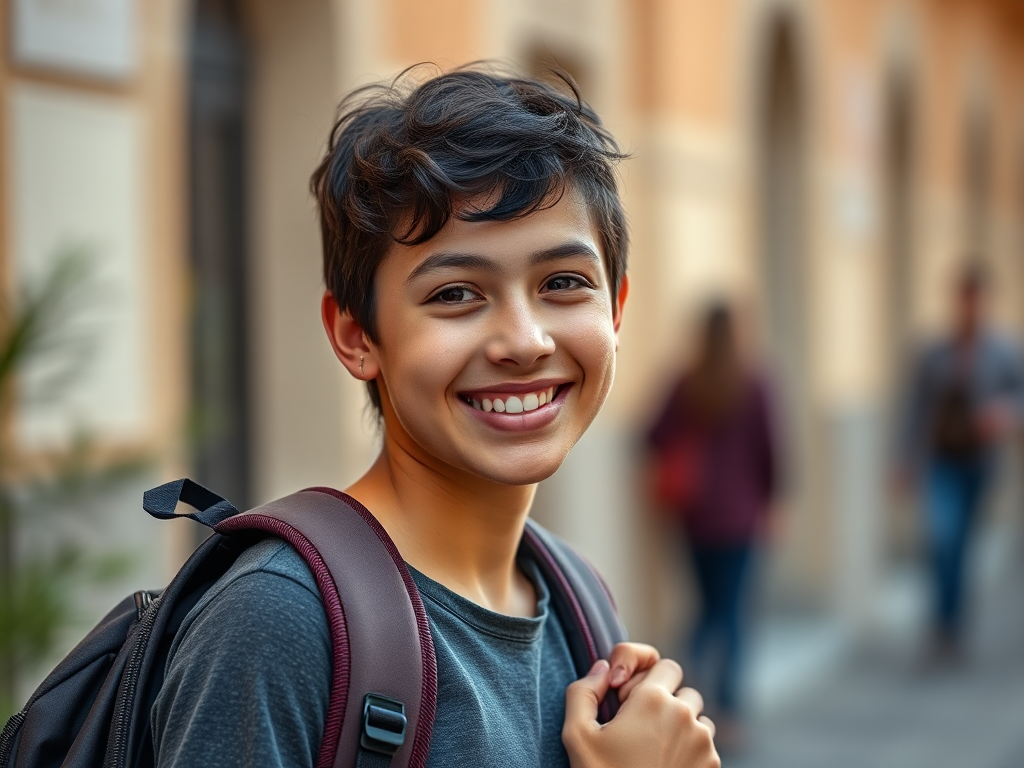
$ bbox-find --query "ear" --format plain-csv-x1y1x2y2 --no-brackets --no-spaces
612,274,629,337
321,292,380,381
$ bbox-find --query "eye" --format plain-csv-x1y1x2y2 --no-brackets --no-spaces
430,285,482,304
543,274,591,292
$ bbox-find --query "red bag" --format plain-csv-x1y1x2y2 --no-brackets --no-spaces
653,437,702,510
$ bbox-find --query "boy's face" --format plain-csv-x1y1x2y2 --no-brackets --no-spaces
368,190,627,487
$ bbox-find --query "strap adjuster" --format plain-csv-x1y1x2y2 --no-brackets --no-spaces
360,693,407,756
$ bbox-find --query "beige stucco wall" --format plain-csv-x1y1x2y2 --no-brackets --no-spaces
2,0,1022,649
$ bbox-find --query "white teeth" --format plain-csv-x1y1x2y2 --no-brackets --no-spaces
466,386,562,414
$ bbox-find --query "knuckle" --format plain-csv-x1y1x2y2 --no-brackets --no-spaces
638,684,675,714
561,722,596,755
688,688,705,712
560,723,578,747
661,658,683,678
701,726,715,747
561,720,586,743
673,700,695,723
646,643,661,660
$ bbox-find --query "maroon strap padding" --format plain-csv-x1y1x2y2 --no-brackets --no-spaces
521,520,627,723
522,526,600,665
216,489,436,768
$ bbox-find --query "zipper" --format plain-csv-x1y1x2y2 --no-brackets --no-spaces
0,709,27,765
103,592,161,768
133,590,153,619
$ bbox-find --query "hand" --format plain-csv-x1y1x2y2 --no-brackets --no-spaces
563,659,720,768
607,642,660,691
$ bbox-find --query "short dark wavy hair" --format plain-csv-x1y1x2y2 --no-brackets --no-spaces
311,64,629,413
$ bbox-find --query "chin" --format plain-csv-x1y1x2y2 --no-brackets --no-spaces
465,450,569,487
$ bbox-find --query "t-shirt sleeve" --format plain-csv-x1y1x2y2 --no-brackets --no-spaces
151,566,332,768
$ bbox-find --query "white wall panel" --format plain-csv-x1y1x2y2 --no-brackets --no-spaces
8,83,148,449
12,0,137,81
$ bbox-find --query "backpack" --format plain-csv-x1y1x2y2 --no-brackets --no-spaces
0,478,626,768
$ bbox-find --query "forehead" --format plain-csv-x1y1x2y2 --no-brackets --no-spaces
385,190,604,275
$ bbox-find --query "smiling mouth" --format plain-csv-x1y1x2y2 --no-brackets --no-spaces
457,384,568,414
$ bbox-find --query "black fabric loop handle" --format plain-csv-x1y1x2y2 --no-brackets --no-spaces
143,478,240,528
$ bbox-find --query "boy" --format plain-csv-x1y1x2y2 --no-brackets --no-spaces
151,65,720,768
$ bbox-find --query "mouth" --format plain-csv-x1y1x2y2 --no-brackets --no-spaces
457,383,571,414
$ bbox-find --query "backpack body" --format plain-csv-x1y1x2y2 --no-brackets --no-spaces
1,479,626,768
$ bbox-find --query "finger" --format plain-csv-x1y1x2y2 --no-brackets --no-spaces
638,658,684,694
608,642,660,687
698,715,716,739
674,685,705,717
564,660,610,729
616,668,650,702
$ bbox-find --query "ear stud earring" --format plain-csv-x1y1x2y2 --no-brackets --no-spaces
359,355,365,375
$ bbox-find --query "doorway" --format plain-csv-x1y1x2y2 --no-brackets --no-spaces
187,0,252,509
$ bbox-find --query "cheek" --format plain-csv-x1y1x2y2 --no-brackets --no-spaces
558,307,618,398
378,316,473,408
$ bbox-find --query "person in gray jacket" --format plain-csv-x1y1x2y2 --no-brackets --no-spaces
895,261,1024,659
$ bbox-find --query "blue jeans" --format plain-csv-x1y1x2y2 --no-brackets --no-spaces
688,543,753,715
924,460,989,637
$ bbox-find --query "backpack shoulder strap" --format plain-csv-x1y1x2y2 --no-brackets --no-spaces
520,519,627,722
213,487,436,768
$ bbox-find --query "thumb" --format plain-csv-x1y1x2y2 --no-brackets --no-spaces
564,659,610,729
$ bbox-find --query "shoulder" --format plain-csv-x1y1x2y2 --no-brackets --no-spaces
242,536,320,590
523,519,582,569
524,520,621,622
152,538,332,765
194,537,321,625
161,536,330,684
168,537,328,671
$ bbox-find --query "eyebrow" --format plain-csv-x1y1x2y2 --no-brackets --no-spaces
405,240,601,284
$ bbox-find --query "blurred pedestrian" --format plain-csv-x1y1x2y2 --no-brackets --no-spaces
645,301,780,745
894,260,1024,662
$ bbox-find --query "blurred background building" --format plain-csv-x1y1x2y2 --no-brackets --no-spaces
2,0,1024,756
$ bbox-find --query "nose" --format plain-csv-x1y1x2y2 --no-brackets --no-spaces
485,298,555,368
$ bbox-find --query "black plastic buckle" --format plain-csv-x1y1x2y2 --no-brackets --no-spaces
360,693,407,756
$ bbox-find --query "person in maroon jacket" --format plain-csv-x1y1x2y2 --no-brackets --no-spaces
646,301,780,745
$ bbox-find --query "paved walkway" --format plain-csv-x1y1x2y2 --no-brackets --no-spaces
729,554,1024,768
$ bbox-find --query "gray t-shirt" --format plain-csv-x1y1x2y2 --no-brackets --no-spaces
151,537,576,767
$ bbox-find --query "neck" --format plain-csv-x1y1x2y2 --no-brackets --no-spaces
345,437,538,617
